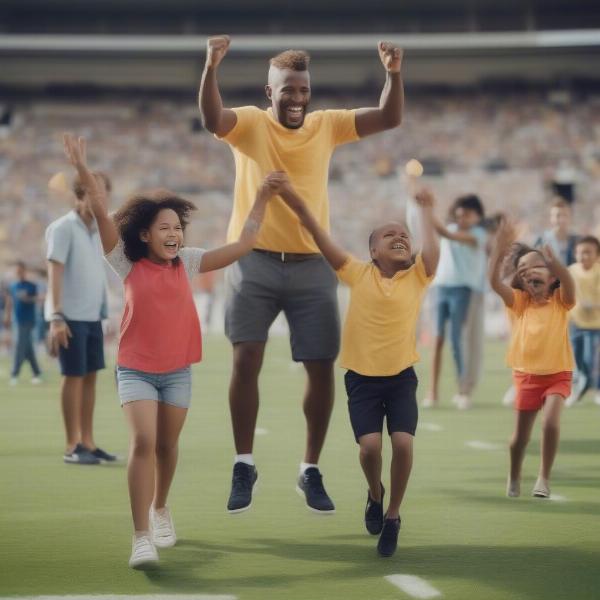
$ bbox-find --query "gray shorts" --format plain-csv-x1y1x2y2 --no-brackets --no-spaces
116,365,192,408
224,250,340,361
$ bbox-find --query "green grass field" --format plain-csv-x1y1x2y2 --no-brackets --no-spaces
1,336,599,600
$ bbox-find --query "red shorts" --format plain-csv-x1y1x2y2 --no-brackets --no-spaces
512,371,572,411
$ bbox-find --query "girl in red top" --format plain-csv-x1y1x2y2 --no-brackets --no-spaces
63,134,286,569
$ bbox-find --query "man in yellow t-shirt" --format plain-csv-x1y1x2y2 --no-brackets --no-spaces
567,236,600,405
199,35,405,515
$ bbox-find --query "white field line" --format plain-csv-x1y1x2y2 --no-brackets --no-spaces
549,494,567,502
385,574,442,599
1,596,237,600
254,427,269,435
465,440,502,451
418,422,443,432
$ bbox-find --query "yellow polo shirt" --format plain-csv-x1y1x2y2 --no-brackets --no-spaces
506,289,575,375
568,262,600,329
219,106,358,253
337,255,434,376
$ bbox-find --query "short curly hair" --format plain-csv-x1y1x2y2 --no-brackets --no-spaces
504,243,560,292
269,49,310,71
113,189,197,263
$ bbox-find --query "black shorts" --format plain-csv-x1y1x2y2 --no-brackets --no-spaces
344,367,418,442
58,320,105,377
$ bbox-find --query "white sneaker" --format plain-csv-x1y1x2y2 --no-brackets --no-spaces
454,394,472,410
532,477,550,499
421,396,436,408
31,376,42,385
129,533,158,569
502,385,516,407
506,478,520,498
594,393,600,406
566,373,588,407
150,505,176,548
9,377,18,386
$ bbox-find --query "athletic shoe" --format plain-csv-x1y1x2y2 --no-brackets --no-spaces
502,385,516,407
594,392,600,406
377,516,401,557
365,483,385,535
454,394,472,410
63,443,101,465
31,376,42,385
506,478,521,498
296,467,335,513
150,506,176,548
90,447,117,463
421,396,436,408
566,373,588,407
129,533,158,569
532,477,550,498
227,462,258,513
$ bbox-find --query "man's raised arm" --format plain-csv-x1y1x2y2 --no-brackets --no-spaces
199,35,238,137
355,41,404,138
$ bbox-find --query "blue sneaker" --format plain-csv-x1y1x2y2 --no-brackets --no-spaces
63,443,100,465
296,467,335,514
89,447,117,463
377,516,401,557
227,462,258,513
365,483,385,535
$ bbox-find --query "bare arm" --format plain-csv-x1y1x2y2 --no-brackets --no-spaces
542,245,577,306
355,42,403,138
199,172,285,272
199,36,237,137
279,185,349,271
434,218,478,246
414,190,440,277
47,259,72,355
63,134,119,254
489,219,515,308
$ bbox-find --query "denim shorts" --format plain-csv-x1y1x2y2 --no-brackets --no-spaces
116,365,192,408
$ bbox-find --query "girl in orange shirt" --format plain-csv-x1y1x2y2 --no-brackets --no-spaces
489,219,576,499
63,134,285,568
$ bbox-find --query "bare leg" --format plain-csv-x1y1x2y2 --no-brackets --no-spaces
229,342,266,454
509,410,537,481
386,432,413,519
358,433,383,502
80,371,97,449
428,336,445,404
61,375,83,452
154,403,188,509
302,360,334,464
123,400,157,532
540,394,564,480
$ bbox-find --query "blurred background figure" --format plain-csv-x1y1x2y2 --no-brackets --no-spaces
4,261,42,385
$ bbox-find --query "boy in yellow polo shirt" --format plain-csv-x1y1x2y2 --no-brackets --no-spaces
280,180,439,558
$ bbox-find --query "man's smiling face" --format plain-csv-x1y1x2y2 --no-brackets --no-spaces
266,67,311,129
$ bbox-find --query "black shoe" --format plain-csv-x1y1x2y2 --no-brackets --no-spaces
377,516,401,557
89,446,118,463
63,443,101,465
365,483,385,535
227,462,258,513
296,467,335,513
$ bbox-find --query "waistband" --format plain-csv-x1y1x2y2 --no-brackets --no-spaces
253,249,322,263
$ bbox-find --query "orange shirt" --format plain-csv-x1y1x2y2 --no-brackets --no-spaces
219,106,358,253
506,288,574,375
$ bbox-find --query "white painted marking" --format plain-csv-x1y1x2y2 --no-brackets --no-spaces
1,596,237,600
419,422,443,432
466,440,501,451
254,427,269,436
549,494,567,502
385,574,442,599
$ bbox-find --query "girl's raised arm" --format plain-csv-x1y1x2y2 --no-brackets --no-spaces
489,218,516,308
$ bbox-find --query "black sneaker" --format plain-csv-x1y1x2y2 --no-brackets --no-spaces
227,462,258,513
63,443,101,465
296,467,335,514
89,447,118,463
365,483,385,535
377,516,401,557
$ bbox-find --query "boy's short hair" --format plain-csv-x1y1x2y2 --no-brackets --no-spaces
575,235,600,254
270,50,310,71
450,194,484,219
73,172,112,200
550,197,571,211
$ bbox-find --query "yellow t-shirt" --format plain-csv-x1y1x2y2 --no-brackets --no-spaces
568,262,600,329
506,288,575,375
219,106,359,253
337,255,434,377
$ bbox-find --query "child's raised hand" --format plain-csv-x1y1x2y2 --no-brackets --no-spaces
541,244,560,271
414,188,434,208
494,216,517,249
259,171,290,198
63,133,88,171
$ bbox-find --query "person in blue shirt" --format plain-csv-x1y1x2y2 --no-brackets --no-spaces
4,262,42,384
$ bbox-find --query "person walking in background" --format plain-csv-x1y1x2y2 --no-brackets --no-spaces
566,236,600,406
489,219,575,499
423,194,487,410
45,163,116,466
534,197,579,266
4,261,42,385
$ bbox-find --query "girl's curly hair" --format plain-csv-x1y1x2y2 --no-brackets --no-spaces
503,242,560,292
113,189,197,263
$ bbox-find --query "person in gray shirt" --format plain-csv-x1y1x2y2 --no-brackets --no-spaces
45,171,116,465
